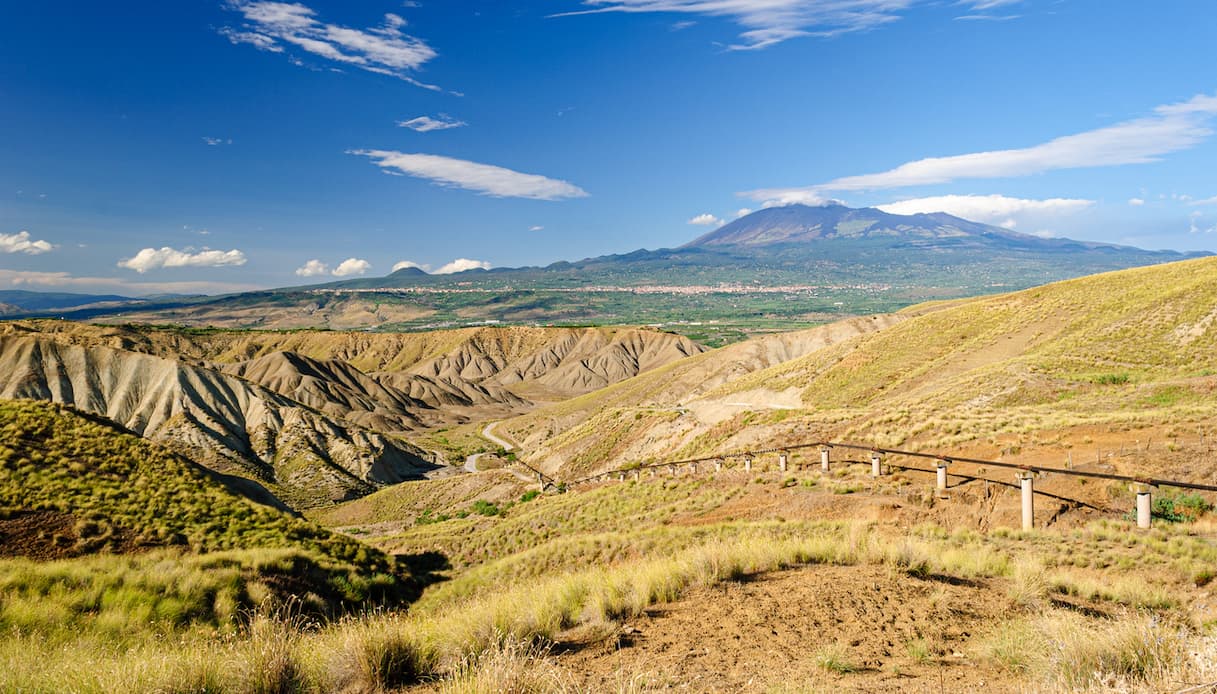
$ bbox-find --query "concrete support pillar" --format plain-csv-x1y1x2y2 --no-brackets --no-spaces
936,460,949,491
648,469,656,478
1019,471,1035,531
1135,483,1153,529
744,456,753,472
632,470,640,482
714,459,723,473
669,465,677,476
779,452,789,472
688,462,697,475
618,472,625,482
821,447,831,471
536,472,544,488
871,451,883,477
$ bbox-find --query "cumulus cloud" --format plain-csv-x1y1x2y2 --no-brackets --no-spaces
435,258,491,274
295,259,329,276
877,194,1094,233
554,1,1013,50
398,115,466,132
117,247,247,273
331,257,371,276
734,208,753,218
0,231,55,255
391,260,429,272
688,213,722,226
753,190,834,208
745,92,1217,203
1128,197,1145,206
220,2,441,90
349,150,589,200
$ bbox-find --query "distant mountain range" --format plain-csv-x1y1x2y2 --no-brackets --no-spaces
315,203,1204,290
685,203,1113,249
4,204,1208,331
0,290,141,315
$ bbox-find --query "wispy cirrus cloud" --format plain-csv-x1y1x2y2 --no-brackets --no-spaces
554,1,1015,50
0,269,261,296
1,231,56,255
398,115,466,132
220,2,441,90
349,149,589,200
117,247,247,273
745,92,1217,203
877,194,1094,232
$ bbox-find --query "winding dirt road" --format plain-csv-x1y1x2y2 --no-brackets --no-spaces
463,422,535,483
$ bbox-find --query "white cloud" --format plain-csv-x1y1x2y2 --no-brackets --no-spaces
555,1,1010,50
0,269,262,296
331,257,371,276
218,27,283,52
221,2,441,90
1128,197,1145,206
295,259,329,276
745,92,1217,202
392,260,430,272
202,137,232,146
1190,195,1217,206
528,225,545,232
877,194,1094,234
688,213,722,226
734,208,752,218
398,115,466,132
1190,212,1217,234
0,231,55,255
117,247,247,273
755,190,833,208
435,258,491,274
349,149,589,200
967,0,1019,8
1189,211,1217,234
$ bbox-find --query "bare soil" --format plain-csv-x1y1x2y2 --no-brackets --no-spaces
554,564,1028,692
0,509,78,560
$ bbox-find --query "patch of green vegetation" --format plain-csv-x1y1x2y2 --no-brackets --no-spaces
1092,372,1131,385
0,399,406,623
469,500,503,517
1151,491,1212,523
0,400,380,566
1142,386,1186,408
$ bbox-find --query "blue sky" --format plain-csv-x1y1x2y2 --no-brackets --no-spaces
1,1,1215,295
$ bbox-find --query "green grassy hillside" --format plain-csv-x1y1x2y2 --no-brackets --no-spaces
0,399,406,638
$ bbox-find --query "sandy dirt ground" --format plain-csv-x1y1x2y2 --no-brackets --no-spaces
554,564,1033,692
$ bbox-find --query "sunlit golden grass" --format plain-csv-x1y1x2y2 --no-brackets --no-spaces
979,611,1196,691
6,510,1215,692
504,257,1217,478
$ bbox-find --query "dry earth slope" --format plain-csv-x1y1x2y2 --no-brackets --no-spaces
508,255,1217,478
0,334,433,508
